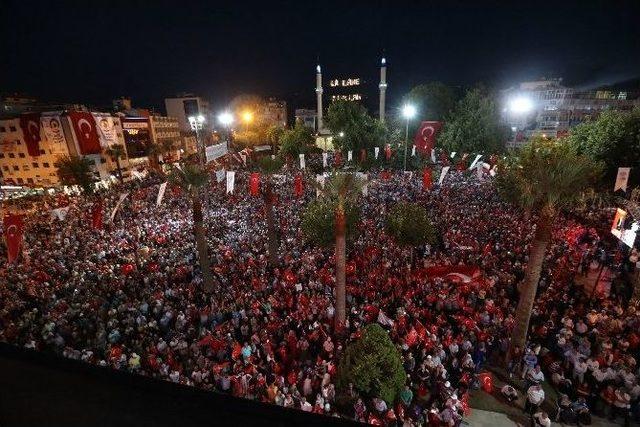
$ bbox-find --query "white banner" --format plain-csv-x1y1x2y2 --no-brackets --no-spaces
347,150,353,162
315,174,325,197
50,207,70,221
356,172,368,196
205,142,228,163
240,153,247,165
476,163,483,180
489,165,497,177
431,149,436,163
450,151,457,158
216,169,226,183
411,145,416,157
468,154,482,170
614,167,631,192
438,166,450,186
156,182,168,206
41,114,68,154
374,147,380,159
322,152,328,168
110,192,129,222
92,113,118,148
299,153,305,169
226,171,235,194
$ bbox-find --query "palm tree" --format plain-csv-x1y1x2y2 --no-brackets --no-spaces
168,163,214,293
301,173,361,329
55,155,95,193
105,144,126,182
266,125,285,154
257,156,283,266
497,137,599,360
146,144,162,170
386,202,436,267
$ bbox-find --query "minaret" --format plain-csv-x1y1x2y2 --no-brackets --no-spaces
316,64,324,132
379,57,387,123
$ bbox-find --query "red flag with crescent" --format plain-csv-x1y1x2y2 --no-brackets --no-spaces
3,214,24,263
19,113,42,157
91,201,103,230
414,121,443,154
69,111,101,154
294,174,303,197
478,372,493,393
422,168,432,190
384,144,392,160
249,172,260,196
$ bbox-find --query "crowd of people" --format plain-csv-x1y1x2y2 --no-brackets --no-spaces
1,156,638,426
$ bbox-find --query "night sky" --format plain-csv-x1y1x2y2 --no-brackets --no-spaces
2,0,639,113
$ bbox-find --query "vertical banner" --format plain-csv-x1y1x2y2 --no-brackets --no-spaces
156,182,168,206
614,167,631,192
476,163,484,180
41,114,67,154
356,172,368,196
19,113,42,157
299,153,306,169
411,145,416,157
3,214,24,264
347,150,353,162
438,166,450,186
110,192,129,222
69,111,102,155
413,121,443,154
240,153,247,165
322,152,328,168
92,201,103,230
294,174,304,197
431,149,436,163
315,174,325,197
450,151,457,159
422,168,432,190
216,169,226,183
226,171,236,194
92,113,118,147
468,154,482,170
384,144,392,160
249,172,260,196
374,147,380,159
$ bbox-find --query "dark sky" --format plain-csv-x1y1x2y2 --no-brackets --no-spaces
2,0,639,113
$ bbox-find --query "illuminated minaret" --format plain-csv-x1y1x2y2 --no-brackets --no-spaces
379,57,387,123
316,64,324,132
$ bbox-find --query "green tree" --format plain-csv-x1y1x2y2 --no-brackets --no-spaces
278,120,315,158
257,156,284,265
403,82,456,123
301,173,361,328
55,155,95,193
266,125,285,153
386,202,437,266
337,323,406,405
325,100,387,153
105,144,126,182
497,137,600,359
438,87,509,154
566,108,640,188
168,164,214,293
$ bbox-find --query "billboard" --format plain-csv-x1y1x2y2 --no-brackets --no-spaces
122,118,151,159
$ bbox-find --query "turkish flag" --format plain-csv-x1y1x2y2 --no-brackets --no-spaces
69,111,101,154
91,201,103,230
3,214,24,263
414,121,443,154
249,172,260,196
384,144,392,160
19,113,42,157
422,168,432,190
334,151,342,166
294,174,303,197
381,170,391,180
478,372,493,393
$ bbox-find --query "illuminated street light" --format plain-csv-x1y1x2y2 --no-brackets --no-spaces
401,104,417,171
508,96,533,114
218,112,234,126
242,111,254,123
339,131,345,137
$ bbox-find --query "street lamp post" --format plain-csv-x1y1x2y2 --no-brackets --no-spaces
508,96,533,146
188,115,206,166
218,112,234,148
402,104,417,171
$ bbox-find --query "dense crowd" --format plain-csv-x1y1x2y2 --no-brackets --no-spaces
1,161,638,426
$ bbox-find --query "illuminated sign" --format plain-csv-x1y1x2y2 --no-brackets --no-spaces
331,94,363,102
329,78,361,87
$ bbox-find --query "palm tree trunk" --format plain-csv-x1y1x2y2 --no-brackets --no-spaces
192,194,213,293
335,205,347,330
264,179,279,266
508,210,553,362
115,158,123,183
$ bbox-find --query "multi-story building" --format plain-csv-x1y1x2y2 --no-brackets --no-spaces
164,94,210,133
262,98,287,128
149,115,182,162
503,78,640,146
294,109,317,130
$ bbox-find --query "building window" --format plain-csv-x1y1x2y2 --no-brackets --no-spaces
27,178,34,184
13,165,19,171
9,153,15,158
18,153,25,158
0,153,4,158
9,126,16,132
32,162,39,168
17,178,24,184
43,162,50,168
40,149,45,154
2,166,8,171
0,126,5,132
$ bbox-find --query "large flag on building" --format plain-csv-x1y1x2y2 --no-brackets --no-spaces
3,214,24,263
41,114,68,154
69,111,101,155
92,113,118,148
226,171,235,194
19,113,42,157
249,172,260,196
414,121,442,154
614,167,631,192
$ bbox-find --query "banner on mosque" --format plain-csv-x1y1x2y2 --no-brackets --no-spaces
110,192,129,222
294,174,304,197
156,182,168,206
249,172,260,196
69,111,102,155
468,154,482,170
92,113,118,148
347,150,353,162
41,114,68,154
374,147,380,159
322,152,328,168
611,208,638,248
614,167,631,192
226,171,236,194
92,201,103,230
425,265,482,284
216,169,226,183
438,166,450,186
3,214,24,264
413,121,442,155
19,113,42,157
299,153,305,169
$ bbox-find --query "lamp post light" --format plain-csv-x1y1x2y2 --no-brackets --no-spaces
401,104,417,171
218,112,234,147
241,110,253,132
188,115,206,166
508,96,533,146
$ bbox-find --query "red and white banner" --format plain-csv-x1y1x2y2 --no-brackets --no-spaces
249,172,260,196
41,114,68,154
69,111,101,155
384,144,392,160
3,214,24,263
92,113,118,148
614,167,631,192
294,174,303,197
156,182,168,206
425,265,482,284
414,121,443,154
19,113,42,157
422,168,432,190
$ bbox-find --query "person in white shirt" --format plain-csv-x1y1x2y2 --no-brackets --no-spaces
532,410,551,427
526,384,545,414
